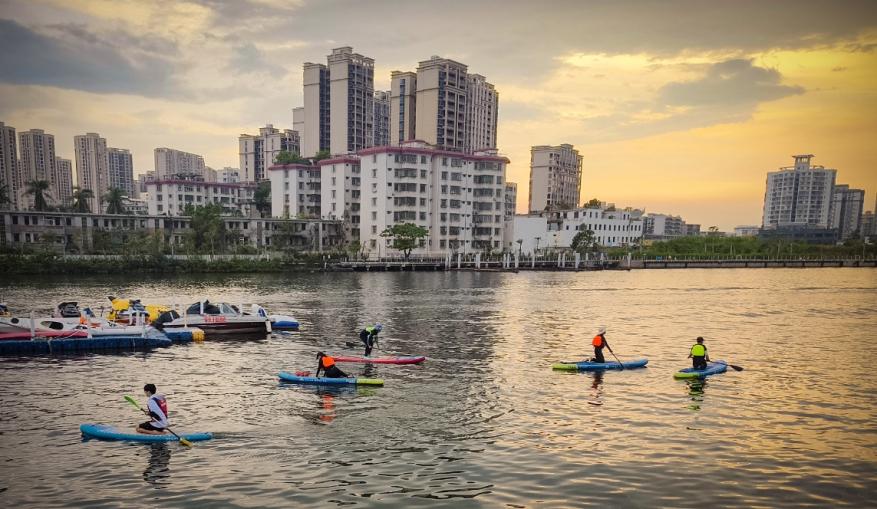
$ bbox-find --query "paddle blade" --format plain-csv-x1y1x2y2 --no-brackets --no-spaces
179,437,193,447
123,395,141,409
729,364,744,371
356,378,384,386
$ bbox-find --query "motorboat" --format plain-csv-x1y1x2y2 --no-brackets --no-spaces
106,297,171,326
159,300,271,336
0,303,161,339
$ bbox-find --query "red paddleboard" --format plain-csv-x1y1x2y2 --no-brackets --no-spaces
332,355,426,365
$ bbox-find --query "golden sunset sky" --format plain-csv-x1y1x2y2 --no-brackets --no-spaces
1,0,875,229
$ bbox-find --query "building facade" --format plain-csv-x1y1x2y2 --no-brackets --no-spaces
216,167,241,183
734,225,761,237
466,74,499,152
238,125,300,182
373,90,390,147
268,163,322,219
0,122,18,209
18,129,58,209
301,62,330,158
54,157,73,207
145,179,257,217
390,71,417,145
73,133,109,212
415,56,469,152
528,144,583,212
643,213,686,240
328,47,375,155
107,148,135,197
829,184,865,240
154,147,206,179
510,206,643,254
504,182,517,220
762,155,836,229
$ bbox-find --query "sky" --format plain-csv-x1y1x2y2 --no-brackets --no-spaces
1,0,875,230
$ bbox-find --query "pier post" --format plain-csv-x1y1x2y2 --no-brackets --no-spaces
575,252,581,269
475,253,481,269
457,253,462,269
515,253,519,269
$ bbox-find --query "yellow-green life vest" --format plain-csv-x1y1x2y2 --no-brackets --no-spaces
691,344,706,357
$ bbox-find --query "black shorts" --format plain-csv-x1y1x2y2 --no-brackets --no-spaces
139,422,167,432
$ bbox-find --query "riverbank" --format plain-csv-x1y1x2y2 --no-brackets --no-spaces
0,253,325,274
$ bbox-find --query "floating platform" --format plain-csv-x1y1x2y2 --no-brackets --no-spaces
0,334,173,355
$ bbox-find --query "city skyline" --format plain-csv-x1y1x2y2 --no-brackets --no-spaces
0,1,875,230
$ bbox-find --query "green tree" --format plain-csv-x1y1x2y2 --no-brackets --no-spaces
584,198,602,208
380,223,428,260
104,188,127,214
254,181,271,217
25,180,51,211
346,240,362,259
313,149,331,161
274,150,307,164
72,187,94,213
571,229,597,255
187,203,226,254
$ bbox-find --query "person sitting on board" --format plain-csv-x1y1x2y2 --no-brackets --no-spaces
358,323,382,357
316,352,348,378
688,336,710,370
591,326,613,363
136,384,169,435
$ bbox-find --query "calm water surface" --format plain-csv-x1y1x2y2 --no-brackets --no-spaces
0,269,875,508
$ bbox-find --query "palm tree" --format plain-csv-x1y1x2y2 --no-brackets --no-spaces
72,187,94,213
25,180,51,211
104,188,127,214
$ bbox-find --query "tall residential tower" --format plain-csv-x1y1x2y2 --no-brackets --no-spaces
528,144,583,212
762,155,836,228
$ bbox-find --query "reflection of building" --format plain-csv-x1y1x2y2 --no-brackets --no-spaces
829,184,865,240
511,205,643,254
762,154,836,228
145,179,257,217
238,124,300,182
529,144,582,212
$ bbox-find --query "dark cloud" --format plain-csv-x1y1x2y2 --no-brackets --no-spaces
0,18,178,96
659,59,804,107
226,42,285,76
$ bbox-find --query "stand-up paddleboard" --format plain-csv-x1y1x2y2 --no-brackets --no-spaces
80,424,212,442
278,371,383,386
332,355,425,365
674,361,728,379
552,358,648,371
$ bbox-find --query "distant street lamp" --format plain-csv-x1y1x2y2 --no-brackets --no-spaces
516,238,523,259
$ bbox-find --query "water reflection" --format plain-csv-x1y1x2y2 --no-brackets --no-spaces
588,371,604,406
685,379,708,411
143,443,172,486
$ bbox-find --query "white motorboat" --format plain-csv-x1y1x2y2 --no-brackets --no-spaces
160,300,271,336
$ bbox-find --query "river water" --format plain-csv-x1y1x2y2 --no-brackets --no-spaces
0,268,875,508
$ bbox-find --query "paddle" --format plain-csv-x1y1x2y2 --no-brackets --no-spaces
609,349,624,370
124,395,192,447
724,362,744,371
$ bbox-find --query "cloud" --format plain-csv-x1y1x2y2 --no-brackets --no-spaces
226,42,285,76
658,59,805,107
0,18,178,97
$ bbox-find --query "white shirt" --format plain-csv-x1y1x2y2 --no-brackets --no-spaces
147,395,169,428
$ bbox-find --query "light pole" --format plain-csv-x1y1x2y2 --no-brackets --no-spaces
516,239,522,259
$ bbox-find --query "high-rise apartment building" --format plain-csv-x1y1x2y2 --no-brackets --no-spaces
301,62,330,158
528,144,583,212
415,56,469,152
292,107,305,142
217,167,241,183
154,147,206,179
762,155,836,228
74,133,108,212
19,129,58,209
504,182,517,220
390,71,417,145
328,47,374,155
373,90,390,147
54,157,73,206
829,184,865,240
107,148,135,197
239,125,300,182
0,122,17,209
466,74,499,152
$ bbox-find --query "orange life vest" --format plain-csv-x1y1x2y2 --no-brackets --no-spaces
320,356,336,369
593,335,604,347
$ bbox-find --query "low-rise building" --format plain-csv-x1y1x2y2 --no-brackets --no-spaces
145,178,257,217
643,213,686,240
268,163,322,218
734,225,761,237
510,205,643,254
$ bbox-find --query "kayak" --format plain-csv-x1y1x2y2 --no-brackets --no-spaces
278,371,383,386
674,361,728,379
552,358,648,371
80,424,213,442
332,355,426,365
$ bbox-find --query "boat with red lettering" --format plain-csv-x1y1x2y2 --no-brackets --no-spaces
159,300,271,336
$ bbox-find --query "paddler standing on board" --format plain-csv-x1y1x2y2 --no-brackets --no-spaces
359,323,382,357
591,326,613,363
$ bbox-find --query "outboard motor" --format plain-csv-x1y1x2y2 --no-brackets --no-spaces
150,310,180,331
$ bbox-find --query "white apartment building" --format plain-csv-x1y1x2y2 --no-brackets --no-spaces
328,47,375,155
267,163,322,218
734,225,761,237
643,213,686,239
154,147,206,179
529,144,583,212
301,62,330,158
504,182,517,220
466,74,498,152
19,129,58,209
1,122,19,209
54,157,73,206
313,141,509,255
415,56,469,152
239,125,300,182
216,167,241,183
511,206,643,254
762,154,836,228
829,184,865,240
145,179,256,217
374,90,390,147
292,107,305,140
74,133,109,212
107,147,135,197
390,71,417,145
